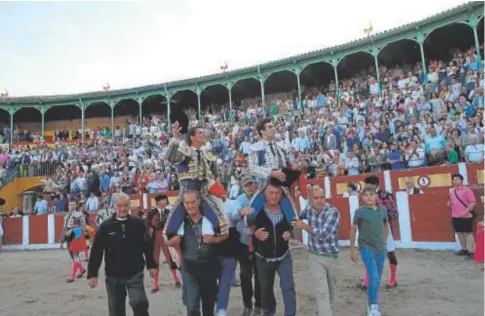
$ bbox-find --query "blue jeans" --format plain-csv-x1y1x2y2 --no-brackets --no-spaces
255,253,296,316
360,248,385,306
216,257,237,310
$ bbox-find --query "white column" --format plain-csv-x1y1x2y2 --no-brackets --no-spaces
324,176,331,199
22,216,30,247
302,219,309,245
299,196,310,245
348,195,360,247
457,162,469,185
383,170,393,192
396,192,412,246
47,214,55,244
143,193,148,210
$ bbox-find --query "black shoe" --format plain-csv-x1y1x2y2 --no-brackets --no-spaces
175,282,182,288
151,287,159,293
66,279,75,283
76,269,86,278
465,253,475,260
385,282,398,289
455,249,469,256
356,283,367,291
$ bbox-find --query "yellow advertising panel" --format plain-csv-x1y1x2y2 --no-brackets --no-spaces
130,199,140,207
397,173,452,190
477,170,484,184
336,181,365,195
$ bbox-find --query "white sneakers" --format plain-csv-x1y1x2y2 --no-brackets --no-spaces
218,309,227,316
367,304,381,316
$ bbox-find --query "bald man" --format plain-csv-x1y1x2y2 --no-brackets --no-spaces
292,185,340,316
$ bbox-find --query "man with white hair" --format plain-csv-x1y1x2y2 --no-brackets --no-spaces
88,192,157,316
403,178,423,195
464,135,484,163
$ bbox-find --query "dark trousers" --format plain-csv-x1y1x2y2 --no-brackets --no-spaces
105,271,149,316
237,244,262,309
181,260,218,316
255,253,296,316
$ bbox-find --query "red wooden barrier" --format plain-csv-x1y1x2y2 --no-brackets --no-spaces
55,214,65,242
307,178,324,190
29,215,48,244
467,163,484,186
327,197,351,240
408,190,455,242
2,218,23,245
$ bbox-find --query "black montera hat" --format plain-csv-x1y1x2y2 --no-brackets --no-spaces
268,167,301,188
170,109,189,134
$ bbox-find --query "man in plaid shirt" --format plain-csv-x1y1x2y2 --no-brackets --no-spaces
292,185,340,316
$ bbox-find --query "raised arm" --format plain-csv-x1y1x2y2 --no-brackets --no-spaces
166,138,187,165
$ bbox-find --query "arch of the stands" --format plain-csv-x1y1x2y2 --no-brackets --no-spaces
0,3,483,144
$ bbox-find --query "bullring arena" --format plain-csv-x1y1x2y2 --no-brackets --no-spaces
0,243,483,316
1,2,485,316
1,164,484,315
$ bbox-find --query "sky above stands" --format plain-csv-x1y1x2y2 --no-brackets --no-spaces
0,0,470,97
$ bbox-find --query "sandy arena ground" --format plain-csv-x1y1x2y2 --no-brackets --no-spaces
0,242,483,316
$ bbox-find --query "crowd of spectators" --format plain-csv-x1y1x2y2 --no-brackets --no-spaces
0,44,484,217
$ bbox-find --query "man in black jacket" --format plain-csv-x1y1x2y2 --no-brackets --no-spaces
252,184,296,316
87,192,157,316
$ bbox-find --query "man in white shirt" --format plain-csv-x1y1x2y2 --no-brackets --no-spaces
406,141,425,168
228,179,241,200
341,151,360,176
369,78,380,96
86,192,99,212
464,136,484,163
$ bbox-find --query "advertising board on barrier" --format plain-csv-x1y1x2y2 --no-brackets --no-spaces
396,173,452,189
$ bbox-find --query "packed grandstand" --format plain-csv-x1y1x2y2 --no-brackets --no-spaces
0,2,483,215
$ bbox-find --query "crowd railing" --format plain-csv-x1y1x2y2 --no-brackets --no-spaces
15,162,59,178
